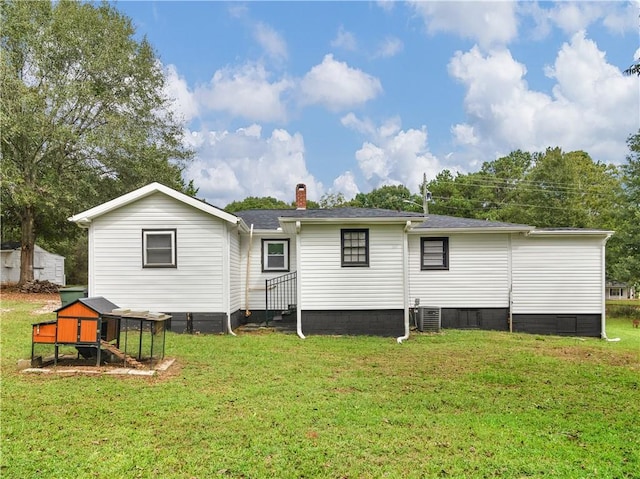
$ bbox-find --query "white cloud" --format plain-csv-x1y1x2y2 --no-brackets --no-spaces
356,142,389,180
163,64,198,122
448,32,638,165
376,0,395,13
196,62,293,122
331,172,360,200
331,26,357,51
524,1,639,39
184,126,323,207
547,2,606,35
451,123,479,146
254,22,288,62
340,112,376,136
374,36,403,58
602,1,639,35
344,114,446,192
299,54,383,111
411,1,518,50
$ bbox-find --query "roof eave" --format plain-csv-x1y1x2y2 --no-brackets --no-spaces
68,182,239,226
409,226,533,234
278,216,424,225
527,229,614,237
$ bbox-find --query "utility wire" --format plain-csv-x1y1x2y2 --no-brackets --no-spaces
426,176,618,195
428,195,609,213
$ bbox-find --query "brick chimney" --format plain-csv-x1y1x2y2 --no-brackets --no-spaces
295,183,307,210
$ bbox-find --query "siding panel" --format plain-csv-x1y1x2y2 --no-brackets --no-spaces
512,236,603,314
300,224,404,310
408,234,510,308
89,193,228,312
229,228,242,312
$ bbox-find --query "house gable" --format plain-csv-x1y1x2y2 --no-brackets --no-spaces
69,182,240,228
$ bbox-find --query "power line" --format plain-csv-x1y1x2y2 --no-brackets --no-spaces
425,174,620,196
428,195,609,213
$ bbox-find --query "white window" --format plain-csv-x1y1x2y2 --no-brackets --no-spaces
143,230,176,268
262,239,289,272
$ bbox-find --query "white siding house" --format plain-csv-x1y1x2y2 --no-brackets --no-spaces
70,182,612,338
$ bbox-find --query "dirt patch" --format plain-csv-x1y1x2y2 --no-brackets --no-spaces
1,289,61,314
23,356,180,381
1,288,60,304
540,345,640,369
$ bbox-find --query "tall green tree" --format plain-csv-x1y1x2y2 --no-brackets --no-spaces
513,148,621,229
425,148,621,230
350,184,422,212
608,131,640,286
1,0,193,284
426,169,489,218
224,196,293,213
319,192,348,209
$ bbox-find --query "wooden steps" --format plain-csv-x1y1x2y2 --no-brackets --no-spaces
100,340,144,369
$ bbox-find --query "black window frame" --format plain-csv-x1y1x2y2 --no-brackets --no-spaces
261,238,290,272
142,229,177,268
420,237,449,270
341,228,369,267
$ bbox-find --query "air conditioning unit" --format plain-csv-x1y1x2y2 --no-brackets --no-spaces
417,306,441,332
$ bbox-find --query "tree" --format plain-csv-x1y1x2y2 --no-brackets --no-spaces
224,196,292,213
350,184,422,212
425,149,621,230
425,169,483,218
624,59,640,76
319,192,348,209
1,0,193,284
224,196,321,213
474,150,532,222
607,131,640,286
513,148,621,229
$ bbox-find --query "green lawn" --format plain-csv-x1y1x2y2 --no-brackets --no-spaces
1,298,639,478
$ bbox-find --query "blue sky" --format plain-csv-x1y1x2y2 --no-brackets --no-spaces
112,1,639,207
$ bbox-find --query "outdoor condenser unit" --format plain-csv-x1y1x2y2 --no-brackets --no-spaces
416,306,441,332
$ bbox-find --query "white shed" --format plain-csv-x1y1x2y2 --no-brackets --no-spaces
0,242,66,286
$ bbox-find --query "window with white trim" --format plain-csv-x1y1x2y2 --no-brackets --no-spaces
262,239,289,272
341,229,369,267
143,230,176,268
421,237,449,270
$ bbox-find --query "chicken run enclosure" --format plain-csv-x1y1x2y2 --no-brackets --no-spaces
31,297,169,369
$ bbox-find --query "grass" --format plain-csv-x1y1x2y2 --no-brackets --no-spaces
1,298,639,478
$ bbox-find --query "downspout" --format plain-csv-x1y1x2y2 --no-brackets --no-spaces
600,233,619,341
397,221,412,343
295,221,305,339
508,234,513,333
244,224,254,319
226,225,237,337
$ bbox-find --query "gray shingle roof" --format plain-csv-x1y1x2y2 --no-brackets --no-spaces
55,296,119,314
235,209,286,229
235,208,531,231
413,215,531,229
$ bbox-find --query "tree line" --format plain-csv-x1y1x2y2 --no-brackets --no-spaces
2,0,638,290
225,138,640,288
